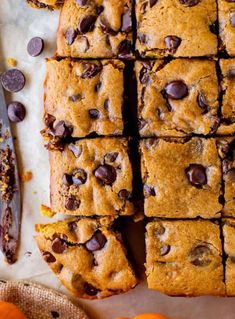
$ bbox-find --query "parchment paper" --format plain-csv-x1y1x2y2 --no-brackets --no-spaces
1,1,235,319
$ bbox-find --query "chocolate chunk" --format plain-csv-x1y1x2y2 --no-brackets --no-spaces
104,99,109,110
72,168,87,185
81,62,102,79
230,12,235,27
95,82,102,92
143,185,156,197
78,15,97,34
188,245,212,267
69,94,82,102
1,69,25,93
179,0,200,6
68,144,82,158
118,40,132,59
76,0,88,6
65,28,78,45
138,118,147,130
51,238,68,254
54,121,73,138
197,93,209,113
118,189,131,200
7,102,26,123
104,152,118,163
160,245,171,256
27,37,44,57
121,10,132,32
164,36,182,54
99,18,117,35
42,251,56,263
84,282,99,296
45,113,56,127
62,173,73,186
88,109,100,119
185,164,207,187
150,0,158,7
94,164,117,185
65,196,81,211
85,230,107,252
164,81,188,100
154,224,165,236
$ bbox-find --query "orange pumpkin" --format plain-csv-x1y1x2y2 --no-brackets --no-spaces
116,314,168,319
0,301,27,319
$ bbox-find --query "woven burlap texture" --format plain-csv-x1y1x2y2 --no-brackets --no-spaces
0,280,90,319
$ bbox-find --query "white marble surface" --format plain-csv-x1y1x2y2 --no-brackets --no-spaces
1,1,235,319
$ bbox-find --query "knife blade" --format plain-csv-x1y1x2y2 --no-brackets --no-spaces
0,82,21,264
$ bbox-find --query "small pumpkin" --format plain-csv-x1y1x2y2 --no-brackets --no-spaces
116,314,168,319
0,301,27,319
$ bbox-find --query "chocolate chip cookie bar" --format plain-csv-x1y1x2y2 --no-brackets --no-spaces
222,218,235,296
27,0,63,9
136,59,219,137
218,0,235,56
35,217,138,299
146,220,225,296
42,59,125,147
57,0,133,58
140,138,223,218
50,137,134,216
217,137,235,217
217,59,235,135
136,0,218,58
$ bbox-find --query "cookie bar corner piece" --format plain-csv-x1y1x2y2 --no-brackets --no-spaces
35,218,138,299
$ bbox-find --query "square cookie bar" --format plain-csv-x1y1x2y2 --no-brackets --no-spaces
146,220,225,296
42,59,125,147
27,0,63,9
222,218,235,296
218,0,235,56
217,59,235,135
50,137,134,216
217,137,235,217
57,0,133,58
135,0,218,58
136,59,219,137
140,138,223,218
35,217,138,299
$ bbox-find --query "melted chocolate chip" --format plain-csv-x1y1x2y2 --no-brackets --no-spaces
139,67,150,85
27,37,44,57
72,168,87,185
104,152,118,163
188,245,212,267
7,102,26,122
69,93,82,102
118,40,132,59
164,81,188,100
143,185,156,197
164,36,182,54
185,164,207,187
104,99,109,110
95,82,102,92
1,69,25,93
179,0,200,6
94,164,117,185
65,196,81,210
81,62,102,79
51,238,68,254
65,28,78,45
85,230,107,252
84,282,99,296
150,0,158,7
54,121,73,138
42,251,56,263
62,173,73,186
88,109,100,119
160,245,171,256
78,15,97,34
197,93,209,113
121,10,132,32
68,144,82,158
118,189,131,200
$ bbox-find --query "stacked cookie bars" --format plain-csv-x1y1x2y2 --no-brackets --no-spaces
34,0,235,298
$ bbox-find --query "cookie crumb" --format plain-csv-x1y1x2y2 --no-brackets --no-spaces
40,204,56,218
6,58,17,67
20,171,33,182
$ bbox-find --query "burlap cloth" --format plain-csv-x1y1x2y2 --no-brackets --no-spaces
0,280,90,319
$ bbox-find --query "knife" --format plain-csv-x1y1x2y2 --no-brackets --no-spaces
0,83,21,264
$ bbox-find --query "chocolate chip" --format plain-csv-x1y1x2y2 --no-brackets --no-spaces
230,12,235,27
84,282,99,296
139,67,150,85
45,113,56,127
54,121,73,138
51,311,60,318
228,69,235,78
138,118,147,130
27,37,44,57
150,0,158,7
104,99,109,110
42,251,56,263
76,0,88,6
164,36,181,54
78,15,97,34
164,81,188,100
7,102,26,122
1,69,25,93
65,196,81,211
140,2,148,13
68,221,77,232
69,94,82,102
99,18,117,36
51,238,68,254
197,93,209,113
121,10,132,32
179,0,200,6
62,174,73,186
94,164,117,185
85,230,107,252
96,5,104,15
81,62,102,79
143,185,156,197
104,152,118,163
154,224,165,236
137,33,148,44
188,245,212,267
68,144,82,158
209,21,218,34
72,168,87,185
160,245,171,256
95,82,102,92
88,109,100,119
118,40,132,59
118,189,131,200
185,164,207,187
65,28,77,45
